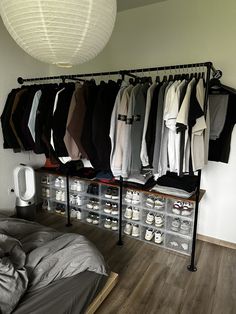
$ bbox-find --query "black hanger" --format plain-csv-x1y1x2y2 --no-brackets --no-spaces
162,75,168,82
168,74,174,81
155,75,160,83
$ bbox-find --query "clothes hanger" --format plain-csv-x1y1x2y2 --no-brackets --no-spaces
155,68,160,83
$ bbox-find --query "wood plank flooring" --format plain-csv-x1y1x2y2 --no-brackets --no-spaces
36,212,236,314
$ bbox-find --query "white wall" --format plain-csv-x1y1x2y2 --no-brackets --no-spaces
50,0,236,243
0,18,49,214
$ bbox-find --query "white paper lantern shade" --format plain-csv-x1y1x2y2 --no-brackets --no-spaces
0,0,117,67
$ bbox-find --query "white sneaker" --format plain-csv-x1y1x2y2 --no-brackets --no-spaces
172,207,181,215
55,177,61,188
76,208,82,220
181,243,189,251
56,190,62,201
124,190,133,203
61,191,66,202
60,179,65,189
93,200,100,210
45,188,50,198
146,196,154,208
172,201,183,215
104,202,112,214
154,231,163,244
154,215,164,227
92,215,99,225
124,222,132,235
86,213,93,223
182,207,193,216
154,198,165,209
104,218,112,229
111,219,118,231
132,192,140,204
146,212,154,225
76,181,83,192
111,204,118,215
170,241,179,247
70,180,77,191
124,206,132,219
132,208,140,221
70,207,77,218
77,196,84,206
171,218,181,232
145,228,154,241
180,220,191,234
70,194,77,205
131,224,140,237
86,200,94,209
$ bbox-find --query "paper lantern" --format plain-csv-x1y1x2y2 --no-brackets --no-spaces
0,0,117,67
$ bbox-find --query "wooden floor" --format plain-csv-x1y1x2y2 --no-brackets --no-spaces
36,212,236,314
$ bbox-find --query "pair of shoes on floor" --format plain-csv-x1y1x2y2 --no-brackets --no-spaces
104,218,118,230
145,212,164,227
86,198,100,210
146,196,165,209
70,180,84,192
171,218,191,234
104,187,119,200
144,228,164,244
124,190,140,205
124,206,140,221
124,223,140,237
86,212,99,225
103,202,118,215
172,201,194,216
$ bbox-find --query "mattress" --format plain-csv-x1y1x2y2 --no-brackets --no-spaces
14,271,107,314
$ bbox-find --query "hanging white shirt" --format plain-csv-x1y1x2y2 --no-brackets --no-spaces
110,84,133,177
28,90,42,142
176,78,196,173
140,82,157,167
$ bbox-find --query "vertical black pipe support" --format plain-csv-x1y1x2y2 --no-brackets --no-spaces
187,170,201,272
187,63,211,271
117,176,123,245
66,171,72,227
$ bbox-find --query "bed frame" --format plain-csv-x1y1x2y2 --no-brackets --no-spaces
86,272,118,314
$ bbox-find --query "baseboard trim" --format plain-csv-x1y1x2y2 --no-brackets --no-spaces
197,234,236,250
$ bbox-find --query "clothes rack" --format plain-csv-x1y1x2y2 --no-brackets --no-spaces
17,61,222,271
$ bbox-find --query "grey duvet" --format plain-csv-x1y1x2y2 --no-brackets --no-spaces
0,218,108,314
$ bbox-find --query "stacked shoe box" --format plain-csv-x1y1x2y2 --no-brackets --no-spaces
165,199,194,255
123,189,142,239
141,194,166,246
122,188,195,255
100,185,119,232
123,190,165,245
69,179,101,225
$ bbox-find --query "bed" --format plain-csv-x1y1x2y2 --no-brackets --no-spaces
0,217,117,314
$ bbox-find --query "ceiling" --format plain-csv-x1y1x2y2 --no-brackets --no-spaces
117,0,166,12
